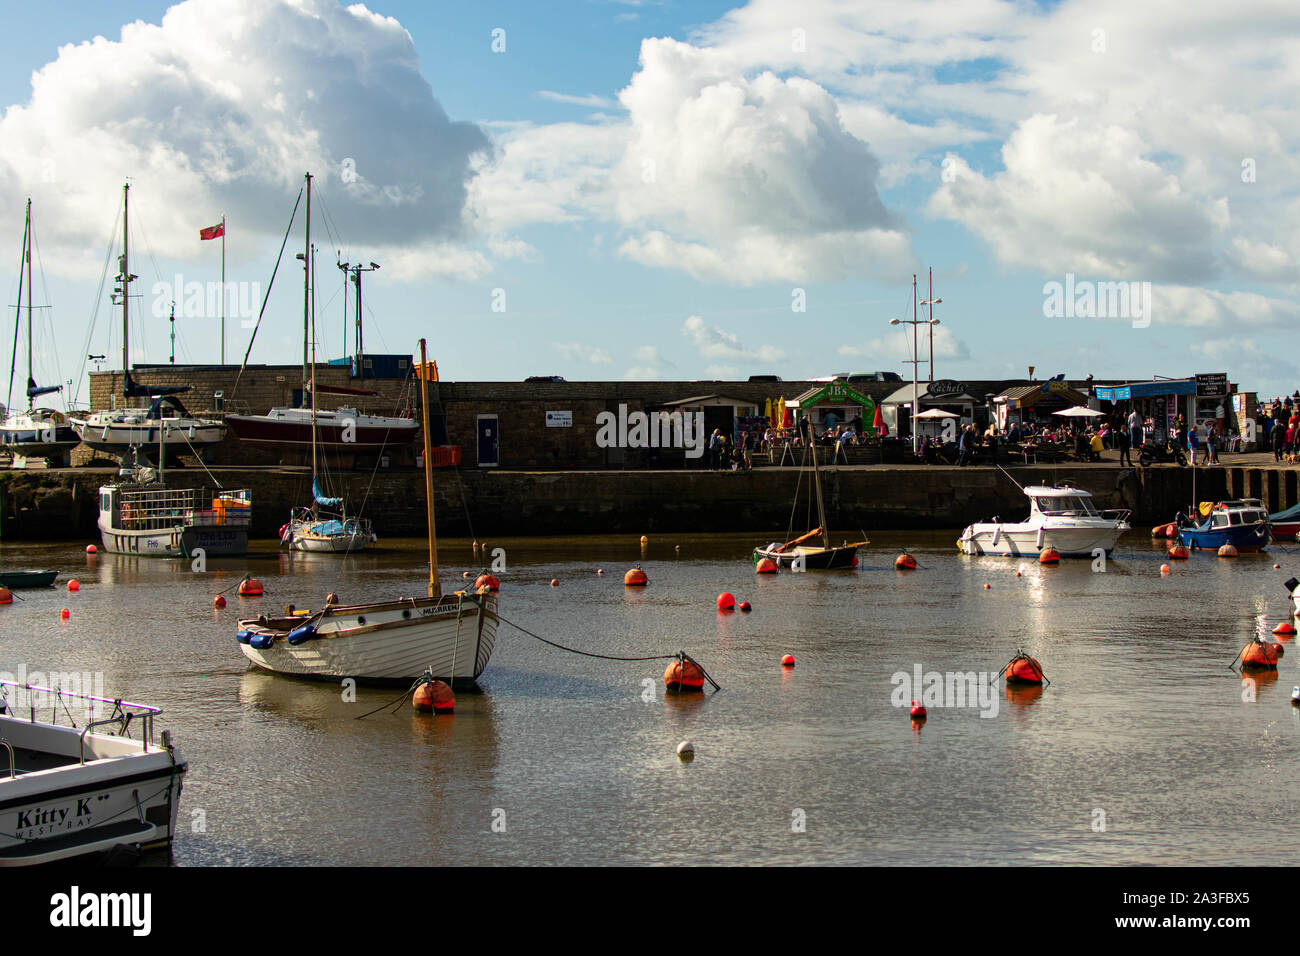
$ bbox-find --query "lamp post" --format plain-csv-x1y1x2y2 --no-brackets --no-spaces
891,274,940,455
919,266,942,382
339,261,380,378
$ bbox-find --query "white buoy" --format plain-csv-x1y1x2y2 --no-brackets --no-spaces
1292,686,1300,706
676,740,694,760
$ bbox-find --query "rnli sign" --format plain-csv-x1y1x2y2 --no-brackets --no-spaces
545,411,572,428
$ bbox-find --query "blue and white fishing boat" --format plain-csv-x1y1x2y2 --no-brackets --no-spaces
1177,499,1270,552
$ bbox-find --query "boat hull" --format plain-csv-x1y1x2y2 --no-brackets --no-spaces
959,523,1126,557
290,531,372,553
753,544,858,569
0,570,58,588
237,593,498,685
72,420,226,459
0,423,80,463
0,717,185,866
98,518,248,557
1178,524,1269,552
227,413,417,452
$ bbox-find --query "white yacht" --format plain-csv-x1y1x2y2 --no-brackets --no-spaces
959,484,1130,557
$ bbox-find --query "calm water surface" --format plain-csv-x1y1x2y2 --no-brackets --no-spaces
3,530,1300,866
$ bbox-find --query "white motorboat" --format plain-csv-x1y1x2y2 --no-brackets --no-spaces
0,680,186,866
237,590,499,685
958,483,1130,557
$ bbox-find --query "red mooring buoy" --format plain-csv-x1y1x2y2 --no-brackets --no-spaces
716,592,736,611
1273,621,1297,637
413,679,455,713
475,573,501,592
1241,639,1281,671
910,700,927,719
213,594,226,608
1039,547,1060,565
238,577,264,597
624,568,648,587
739,601,752,612
1004,653,1045,685
756,558,779,574
67,579,79,592
664,658,706,692
781,654,795,667
895,553,917,570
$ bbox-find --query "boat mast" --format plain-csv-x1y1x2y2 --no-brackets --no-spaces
419,338,440,598
122,183,130,396
807,418,830,548
24,199,32,409
302,173,311,399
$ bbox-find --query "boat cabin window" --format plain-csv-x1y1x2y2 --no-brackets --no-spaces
1212,513,1229,528
1035,496,1097,516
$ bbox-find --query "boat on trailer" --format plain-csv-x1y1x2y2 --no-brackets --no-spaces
959,483,1130,557
0,679,186,866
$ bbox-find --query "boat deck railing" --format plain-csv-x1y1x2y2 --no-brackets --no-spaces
115,486,252,531
0,680,162,766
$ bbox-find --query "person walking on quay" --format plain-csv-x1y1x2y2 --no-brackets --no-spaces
957,423,973,466
1117,423,1133,465
1203,423,1218,465
1274,417,1287,462
1127,407,1142,452
1186,422,1199,466
708,429,723,469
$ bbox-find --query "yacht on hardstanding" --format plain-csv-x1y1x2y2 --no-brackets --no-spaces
959,484,1130,557
1,199,80,466
69,184,226,466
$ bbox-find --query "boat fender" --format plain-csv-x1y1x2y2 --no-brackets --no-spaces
235,629,254,644
1035,527,1045,550
287,623,318,646
991,526,1001,547
248,633,276,650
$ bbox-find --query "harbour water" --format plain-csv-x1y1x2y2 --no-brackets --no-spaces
3,531,1299,866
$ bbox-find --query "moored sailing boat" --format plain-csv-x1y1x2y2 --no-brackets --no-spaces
753,420,867,569
236,338,498,685
1,199,80,466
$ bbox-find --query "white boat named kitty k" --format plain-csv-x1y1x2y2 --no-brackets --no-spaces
959,484,1130,557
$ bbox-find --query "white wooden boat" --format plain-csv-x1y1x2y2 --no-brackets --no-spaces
238,336,499,685
0,680,186,866
237,591,498,685
959,484,1130,557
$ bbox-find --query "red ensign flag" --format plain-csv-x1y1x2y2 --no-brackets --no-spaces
199,223,224,240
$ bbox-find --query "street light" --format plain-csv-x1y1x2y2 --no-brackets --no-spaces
890,274,941,456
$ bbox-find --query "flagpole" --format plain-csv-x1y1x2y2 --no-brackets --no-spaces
220,214,226,365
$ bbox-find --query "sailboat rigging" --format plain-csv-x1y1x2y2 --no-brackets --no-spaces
753,417,867,569
1,198,81,466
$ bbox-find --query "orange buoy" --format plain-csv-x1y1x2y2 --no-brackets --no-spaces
60,608,70,620
412,679,455,713
716,592,736,611
739,601,752,612
640,535,648,545
895,553,917,570
0,588,12,605
67,579,79,592
1015,571,1022,578
596,569,604,575
756,558,779,574
1273,622,1296,636
1039,547,1060,564
624,567,648,587
1004,653,1045,685
1241,639,1281,670
238,577,264,597
1275,564,1281,570
550,579,559,587
213,594,226,608
664,658,705,692
909,700,927,719
85,544,97,554
1218,544,1238,558
325,592,340,605
1168,544,1189,559
983,583,991,590
781,654,795,667
462,571,471,579
1160,564,1171,575
474,573,501,592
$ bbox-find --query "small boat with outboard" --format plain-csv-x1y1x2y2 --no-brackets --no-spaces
959,482,1130,557
1176,499,1269,552
0,679,186,865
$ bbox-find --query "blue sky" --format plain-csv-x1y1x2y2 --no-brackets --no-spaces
0,0,1297,407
